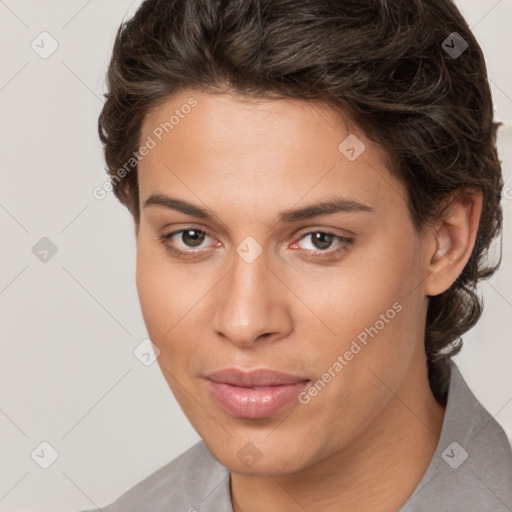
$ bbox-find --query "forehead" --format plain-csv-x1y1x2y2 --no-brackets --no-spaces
138,89,407,224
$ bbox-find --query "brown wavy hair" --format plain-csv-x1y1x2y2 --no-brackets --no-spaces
98,0,503,405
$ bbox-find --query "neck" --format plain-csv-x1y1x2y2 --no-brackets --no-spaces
230,357,446,512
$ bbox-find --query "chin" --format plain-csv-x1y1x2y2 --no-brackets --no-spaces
202,434,315,476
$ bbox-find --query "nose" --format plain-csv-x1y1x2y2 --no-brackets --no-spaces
211,247,293,348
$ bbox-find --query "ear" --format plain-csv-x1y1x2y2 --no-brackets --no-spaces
423,188,483,297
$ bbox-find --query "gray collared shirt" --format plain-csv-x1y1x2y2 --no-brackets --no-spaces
78,360,512,511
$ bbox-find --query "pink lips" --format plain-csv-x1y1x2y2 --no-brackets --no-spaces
204,368,310,419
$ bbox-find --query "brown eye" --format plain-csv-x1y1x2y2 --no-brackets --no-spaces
309,232,335,250
160,227,217,260
179,229,206,247
294,230,353,260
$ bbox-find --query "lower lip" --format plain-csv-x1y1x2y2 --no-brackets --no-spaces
205,379,310,419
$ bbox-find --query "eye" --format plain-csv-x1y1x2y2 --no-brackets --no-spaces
292,230,353,259
160,228,218,260
159,227,353,261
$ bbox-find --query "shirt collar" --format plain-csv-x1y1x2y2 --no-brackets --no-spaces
399,359,512,510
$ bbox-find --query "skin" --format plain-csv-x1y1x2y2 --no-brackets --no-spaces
135,88,482,512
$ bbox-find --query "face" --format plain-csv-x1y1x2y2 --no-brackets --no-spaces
135,89,432,475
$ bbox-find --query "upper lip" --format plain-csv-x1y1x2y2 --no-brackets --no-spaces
204,368,310,387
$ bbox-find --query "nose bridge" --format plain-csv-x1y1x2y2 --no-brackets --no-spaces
211,246,290,346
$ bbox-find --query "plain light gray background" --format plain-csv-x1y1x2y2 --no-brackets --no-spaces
0,0,511,510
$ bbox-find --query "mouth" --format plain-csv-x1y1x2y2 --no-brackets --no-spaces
204,368,311,419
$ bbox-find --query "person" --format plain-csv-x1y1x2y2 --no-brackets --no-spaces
80,0,512,510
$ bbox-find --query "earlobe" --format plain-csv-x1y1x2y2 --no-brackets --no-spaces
424,189,483,297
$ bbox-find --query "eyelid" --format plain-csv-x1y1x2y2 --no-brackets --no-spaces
160,225,354,261
289,224,352,243
293,225,355,239
291,229,353,253
161,225,353,245
159,227,217,261
161,226,219,248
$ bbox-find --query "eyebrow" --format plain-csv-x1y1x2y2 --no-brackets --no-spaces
143,193,374,223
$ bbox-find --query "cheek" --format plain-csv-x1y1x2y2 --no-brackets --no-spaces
136,246,164,336
135,241,183,350
135,239,209,382
296,235,420,336
135,246,211,422
294,231,425,385
135,259,192,409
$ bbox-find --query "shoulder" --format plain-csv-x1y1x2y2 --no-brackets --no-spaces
401,361,512,511
75,440,231,512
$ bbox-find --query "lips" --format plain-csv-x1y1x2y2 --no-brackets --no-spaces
204,368,310,418
205,368,309,387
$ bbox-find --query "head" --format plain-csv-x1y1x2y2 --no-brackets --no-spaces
98,0,503,475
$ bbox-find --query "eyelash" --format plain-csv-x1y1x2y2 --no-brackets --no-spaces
159,228,353,261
